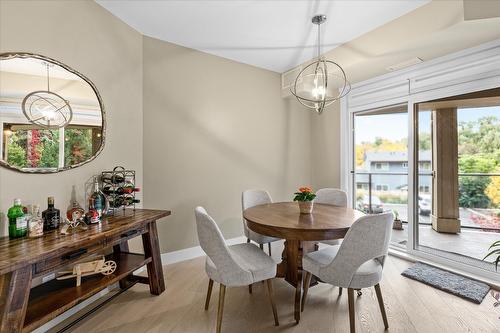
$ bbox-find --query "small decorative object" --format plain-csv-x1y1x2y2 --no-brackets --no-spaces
22,62,73,129
392,210,403,230
28,204,44,238
83,210,100,225
56,256,117,287
290,15,350,114
293,187,316,214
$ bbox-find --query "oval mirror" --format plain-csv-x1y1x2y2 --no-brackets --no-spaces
0,53,105,173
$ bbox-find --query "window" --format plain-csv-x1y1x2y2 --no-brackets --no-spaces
419,185,430,193
374,162,389,170
357,183,369,190
402,162,408,168
419,162,431,170
375,184,389,191
2,123,100,169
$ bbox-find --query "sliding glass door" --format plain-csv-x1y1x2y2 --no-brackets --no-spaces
414,88,500,272
352,105,409,249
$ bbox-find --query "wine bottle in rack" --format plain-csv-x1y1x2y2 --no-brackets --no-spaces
108,196,140,208
101,173,125,184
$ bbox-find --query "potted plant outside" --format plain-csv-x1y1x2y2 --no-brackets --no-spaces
293,187,316,214
393,210,403,230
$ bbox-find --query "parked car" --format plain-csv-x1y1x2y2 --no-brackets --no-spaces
419,195,431,216
357,195,384,213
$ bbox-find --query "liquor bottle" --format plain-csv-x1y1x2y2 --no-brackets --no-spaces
42,197,61,231
66,185,85,220
101,173,125,185
29,204,44,238
8,199,27,239
89,177,106,218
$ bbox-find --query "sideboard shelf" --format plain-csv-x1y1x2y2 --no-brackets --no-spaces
23,252,150,332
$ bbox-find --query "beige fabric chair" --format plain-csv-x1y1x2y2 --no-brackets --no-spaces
195,207,279,333
242,190,280,255
314,188,348,246
301,212,393,332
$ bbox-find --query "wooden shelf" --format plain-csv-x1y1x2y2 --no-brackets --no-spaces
23,252,151,332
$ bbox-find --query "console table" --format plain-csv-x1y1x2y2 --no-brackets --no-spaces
0,208,170,332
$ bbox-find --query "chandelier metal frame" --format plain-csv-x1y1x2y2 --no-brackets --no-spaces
290,14,350,114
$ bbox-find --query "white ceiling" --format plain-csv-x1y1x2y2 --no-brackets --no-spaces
96,0,429,73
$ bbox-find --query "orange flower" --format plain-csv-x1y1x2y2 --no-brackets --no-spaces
299,186,312,193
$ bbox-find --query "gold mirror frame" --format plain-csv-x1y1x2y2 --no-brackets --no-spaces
0,52,106,173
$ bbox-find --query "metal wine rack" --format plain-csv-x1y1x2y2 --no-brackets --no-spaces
100,166,137,215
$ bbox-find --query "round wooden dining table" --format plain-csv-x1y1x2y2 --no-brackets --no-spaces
243,202,363,324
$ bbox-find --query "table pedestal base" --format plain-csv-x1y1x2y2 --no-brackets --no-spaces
276,240,318,323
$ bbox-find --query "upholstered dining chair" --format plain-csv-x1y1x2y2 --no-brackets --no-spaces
301,212,393,333
242,190,280,256
194,207,279,333
315,188,348,247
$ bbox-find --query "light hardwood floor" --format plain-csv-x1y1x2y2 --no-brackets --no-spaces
66,254,499,332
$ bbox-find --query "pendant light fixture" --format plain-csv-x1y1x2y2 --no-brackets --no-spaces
22,61,72,129
290,14,350,114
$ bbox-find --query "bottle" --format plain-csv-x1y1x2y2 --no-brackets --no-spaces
29,204,44,238
108,196,140,208
89,177,106,218
8,199,27,239
66,185,85,220
42,197,61,231
102,185,140,195
101,173,125,185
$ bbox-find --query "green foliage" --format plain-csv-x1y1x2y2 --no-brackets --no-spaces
459,176,492,208
38,131,59,168
6,141,27,167
459,116,500,161
484,240,500,271
293,188,316,202
458,154,497,173
64,128,93,166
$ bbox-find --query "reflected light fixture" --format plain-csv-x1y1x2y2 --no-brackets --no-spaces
290,14,350,114
22,62,72,129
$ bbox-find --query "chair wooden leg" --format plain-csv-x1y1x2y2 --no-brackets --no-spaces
260,243,264,250
339,287,343,296
205,279,214,310
268,243,272,256
266,279,279,326
248,284,252,294
374,284,389,329
348,288,355,333
301,272,312,312
216,284,226,333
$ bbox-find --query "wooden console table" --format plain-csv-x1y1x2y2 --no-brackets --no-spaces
0,209,170,332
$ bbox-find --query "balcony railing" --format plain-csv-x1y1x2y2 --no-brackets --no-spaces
352,171,500,232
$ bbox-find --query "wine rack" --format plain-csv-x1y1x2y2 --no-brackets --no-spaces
100,166,138,215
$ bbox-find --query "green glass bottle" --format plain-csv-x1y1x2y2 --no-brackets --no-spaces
8,198,27,239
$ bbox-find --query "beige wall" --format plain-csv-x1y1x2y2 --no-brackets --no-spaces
143,36,311,252
0,1,144,252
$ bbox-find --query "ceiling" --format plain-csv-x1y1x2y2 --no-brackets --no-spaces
96,0,429,73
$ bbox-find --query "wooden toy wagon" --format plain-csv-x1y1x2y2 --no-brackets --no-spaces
56,256,117,287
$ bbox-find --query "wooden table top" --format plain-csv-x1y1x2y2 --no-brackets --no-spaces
243,202,363,241
0,209,170,275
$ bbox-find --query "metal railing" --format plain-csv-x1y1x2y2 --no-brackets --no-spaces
352,170,500,231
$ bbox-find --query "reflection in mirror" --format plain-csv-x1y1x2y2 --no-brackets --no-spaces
0,53,104,173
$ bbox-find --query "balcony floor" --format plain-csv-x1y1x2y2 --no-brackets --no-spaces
391,225,499,265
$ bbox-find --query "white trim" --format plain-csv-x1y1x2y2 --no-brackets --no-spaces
343,38,500,283
161,236,247,265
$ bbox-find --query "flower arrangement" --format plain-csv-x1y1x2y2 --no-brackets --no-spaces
293,187,316,214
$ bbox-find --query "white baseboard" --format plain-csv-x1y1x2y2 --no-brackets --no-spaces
161,235,247,265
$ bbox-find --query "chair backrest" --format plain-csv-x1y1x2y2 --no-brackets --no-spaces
194,207,252,285
314,188,348,207
242,189,273,210
322,212,393,287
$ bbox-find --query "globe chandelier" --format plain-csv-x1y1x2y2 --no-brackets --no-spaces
290,14,350,114
22,62,73,129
